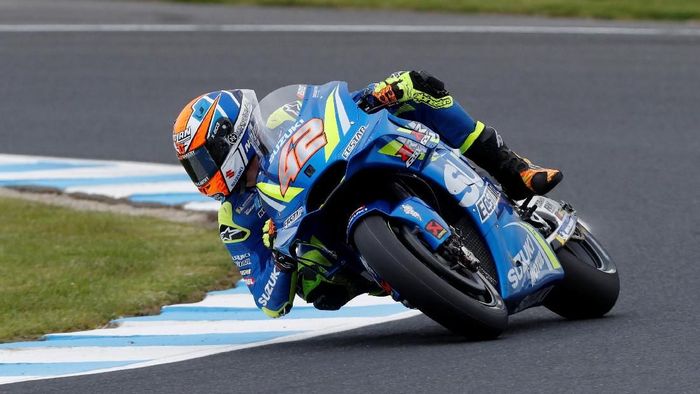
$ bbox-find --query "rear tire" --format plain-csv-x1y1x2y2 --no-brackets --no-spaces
353,215,508,339
544,223,620,319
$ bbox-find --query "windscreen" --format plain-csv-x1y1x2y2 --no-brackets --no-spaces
255,84,306,157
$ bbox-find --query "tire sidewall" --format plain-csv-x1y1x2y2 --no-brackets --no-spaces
354,215,508,337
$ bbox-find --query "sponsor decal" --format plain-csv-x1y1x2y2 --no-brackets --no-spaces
476,185,500,223
173,128,192,145
349,205,367,225
443,161,484,207
405,146,423,168
239,268,252,276
283,101,301,118
400,204,422,222
402,138,426,168
404,121,439,145
243,204,255,216
507,234,549,289
257,208,266,218
231,253,251,267
232,252,251,261
394,137,426,168
283,207,304,229
194,176,210,188
220,145,248,191
557,215,576,239
425,219,447,239
232,102,252,140
537,198,565,219
342,126,367,159
226,125,242,145
220,225,246,242
546,200,564,219
543,200,556,213
406,121,429,134
278,118,327,196
180,149,197,160
244,278,255,285
379,137,427,168
296,84,307,99
271,117,305,157
257,266,281,307
175,143,187,155
234,258,251,268
412,91,453,109
235,193,256,215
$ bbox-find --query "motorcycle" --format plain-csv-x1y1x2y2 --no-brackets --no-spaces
253,82,619,338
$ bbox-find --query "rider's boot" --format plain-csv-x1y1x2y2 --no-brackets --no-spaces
464,126,563,201
356,70,562,200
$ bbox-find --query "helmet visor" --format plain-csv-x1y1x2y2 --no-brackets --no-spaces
179,146,218,187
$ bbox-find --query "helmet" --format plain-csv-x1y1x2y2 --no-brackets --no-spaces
172,89,262,201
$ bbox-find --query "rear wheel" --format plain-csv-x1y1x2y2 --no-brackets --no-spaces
353,214,508,339
544,223,620,319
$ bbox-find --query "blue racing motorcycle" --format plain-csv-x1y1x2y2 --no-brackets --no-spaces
254,82,619,338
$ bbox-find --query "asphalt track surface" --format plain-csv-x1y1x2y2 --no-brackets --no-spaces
2,1,700,393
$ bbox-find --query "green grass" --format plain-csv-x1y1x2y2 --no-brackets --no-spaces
0,197,238,342
171,0,700,21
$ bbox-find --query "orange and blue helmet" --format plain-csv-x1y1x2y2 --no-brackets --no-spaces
173,89,262,201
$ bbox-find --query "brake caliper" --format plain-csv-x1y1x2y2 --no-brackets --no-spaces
439,231,480,272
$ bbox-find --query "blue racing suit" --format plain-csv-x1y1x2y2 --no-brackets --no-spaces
219,71,485,318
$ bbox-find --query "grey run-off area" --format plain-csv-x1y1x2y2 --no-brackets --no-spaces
1,0,699,393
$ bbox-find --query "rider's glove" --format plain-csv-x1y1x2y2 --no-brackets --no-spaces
357,70,449,114
262,219,297,272
357,71,413,113
262,218,276,248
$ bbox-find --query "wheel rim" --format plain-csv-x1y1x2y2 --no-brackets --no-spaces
392,222,502,308
566,224,617,274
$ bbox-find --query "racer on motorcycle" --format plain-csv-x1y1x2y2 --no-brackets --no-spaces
172,71,562,317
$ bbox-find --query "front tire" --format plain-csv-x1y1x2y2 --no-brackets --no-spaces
544,223,620,319
353,215,508,339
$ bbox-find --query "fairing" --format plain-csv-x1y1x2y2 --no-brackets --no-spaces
255,81,565,313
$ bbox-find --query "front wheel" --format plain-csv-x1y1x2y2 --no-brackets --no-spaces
353,215,508,339
544,222,620,319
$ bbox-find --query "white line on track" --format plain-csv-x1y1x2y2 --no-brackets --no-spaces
1,310,421,385
0,24,699,36
176,292,401,309
0,346,232,363
45,317,397,337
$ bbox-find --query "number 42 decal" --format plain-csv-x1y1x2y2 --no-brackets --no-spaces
279,118,327,196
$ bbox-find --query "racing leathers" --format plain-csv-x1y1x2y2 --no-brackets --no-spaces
219,70,562,318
